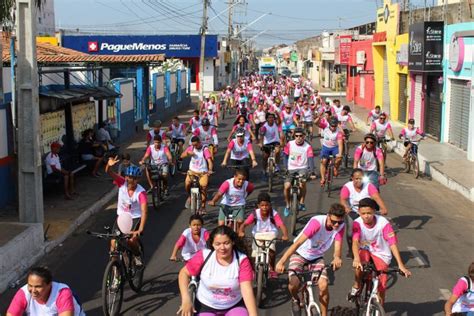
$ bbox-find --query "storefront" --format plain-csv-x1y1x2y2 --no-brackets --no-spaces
346,39,375,109
408,21,444,139
372,0,400,117
61,35,218,92
442,22,474,160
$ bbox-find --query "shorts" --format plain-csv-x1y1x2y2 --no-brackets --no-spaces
262,142,280,154
171,138,185,145
112,217,141,234
251,232,277,257
149,163,169,176
194,299,247,316
288,253,328,280
282,124,296,132
185,170,209,188
218,205,245,222
294,96,300,102
320,146,339,159
359,250,389,293
284,169,308,184
303,122,313,128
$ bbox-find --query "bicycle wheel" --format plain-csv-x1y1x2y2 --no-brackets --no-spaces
102,260,124,316
362,300,386,316
290,192,298,236
188,283,197,306
309,306,321,316
152,184,161,212
190,192,199,215
403,156,411,173
128,240,145,293
343,145,349,169
267,161,274,193
256,264,265,307
412,155,420,179
222,105,226,119
326,164,333,197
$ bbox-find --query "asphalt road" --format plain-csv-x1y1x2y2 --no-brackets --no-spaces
1,113,473,316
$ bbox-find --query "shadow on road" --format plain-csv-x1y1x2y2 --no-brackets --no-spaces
391,215,432,230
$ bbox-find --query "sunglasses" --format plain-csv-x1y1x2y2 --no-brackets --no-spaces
236,135,244,137
294,134,304,138
330,218,345,225
365,141,375,144
380,117,386,119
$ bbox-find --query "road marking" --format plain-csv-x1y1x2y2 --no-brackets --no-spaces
407,246,429,267
439,289,451,300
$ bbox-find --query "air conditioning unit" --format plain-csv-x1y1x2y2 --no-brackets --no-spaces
356,51,366,64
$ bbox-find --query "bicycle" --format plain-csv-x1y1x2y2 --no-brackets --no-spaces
87,227,145,316
187,173,202,215
264,144,278,192
342,130,351,169
288,263,333,316
245,233,282,307
402,138,422,179
224,163,251,181
323,155,336,197
347,261,406,316
376,137,391,163
144,163,167,211
286,171,308,236
169,141,184,176
170,258,198,308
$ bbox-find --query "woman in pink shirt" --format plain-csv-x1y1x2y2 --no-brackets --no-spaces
177,226,258,316
445,262,474,316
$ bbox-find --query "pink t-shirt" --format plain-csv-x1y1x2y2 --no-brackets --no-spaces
340,183,378,199
352,220,397,246
113,176,147,205
176,230,210,248
452,277,471,297
303,219,344,242
7,287,74,316
145,145,170,156
353,146,384,172
186,250,253,283
244,211,284,227
227,140,253,151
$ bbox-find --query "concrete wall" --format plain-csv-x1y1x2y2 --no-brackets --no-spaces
347,40,375,109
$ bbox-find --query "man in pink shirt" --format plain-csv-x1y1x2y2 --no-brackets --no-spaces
349,198,411,306
353,133,386,190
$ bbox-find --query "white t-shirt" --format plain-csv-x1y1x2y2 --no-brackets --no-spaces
284,140,313,171
45,152,61,174
117,180,146,219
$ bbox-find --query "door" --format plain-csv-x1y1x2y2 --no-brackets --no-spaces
382,52,390,115
449,79,471,151
398,74,408,123
424,75,442,140
413,75,423,125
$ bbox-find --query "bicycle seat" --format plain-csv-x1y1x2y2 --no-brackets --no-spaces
254,232,277,241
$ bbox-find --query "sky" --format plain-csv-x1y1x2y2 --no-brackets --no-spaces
54,0,432,48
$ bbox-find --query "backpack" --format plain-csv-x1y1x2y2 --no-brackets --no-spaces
463,276,473,293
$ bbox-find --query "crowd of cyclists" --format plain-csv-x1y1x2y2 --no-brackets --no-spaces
6,73,473,316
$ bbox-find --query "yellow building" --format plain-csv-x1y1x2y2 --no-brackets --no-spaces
372,0,410,123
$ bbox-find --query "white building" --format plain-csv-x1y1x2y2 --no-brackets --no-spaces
37,0,55,36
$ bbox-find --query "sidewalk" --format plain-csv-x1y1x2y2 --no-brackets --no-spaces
0,100,197,292
349,102,474,203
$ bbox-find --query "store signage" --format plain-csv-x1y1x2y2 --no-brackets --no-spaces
62,35,218,58
358,70,374,74
408,21,444,72
448,35,465,72
396,43,408,66
321,52,334,61
335,35,352,65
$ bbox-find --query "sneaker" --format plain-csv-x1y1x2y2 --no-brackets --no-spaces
299,204,306,212
291,299,301,316
347,286,359,302
283,207,291,217
133,255,143,268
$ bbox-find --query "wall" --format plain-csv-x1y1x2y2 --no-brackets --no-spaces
347,40,375,109
393,33,409,121
203,58,215,93
0,66,14,208
112,79,137,142
442,22,474,160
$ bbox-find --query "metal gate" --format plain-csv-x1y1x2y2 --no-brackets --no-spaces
425,75,442,140
398,74,408,123
449,79,471,150
414,75,423,125
382,52,390,115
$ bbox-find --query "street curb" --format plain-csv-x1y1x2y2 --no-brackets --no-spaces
0,187,117,293
351,113,474,202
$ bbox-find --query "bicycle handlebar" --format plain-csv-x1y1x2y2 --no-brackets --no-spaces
286,263,334,276
362,263,406,277
86,229,131,240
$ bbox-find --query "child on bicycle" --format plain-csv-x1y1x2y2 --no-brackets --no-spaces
208,169,254,232
444,262,474,315
238,192,289,278
399,118,425,159
349,198,411,306
169,214,209,262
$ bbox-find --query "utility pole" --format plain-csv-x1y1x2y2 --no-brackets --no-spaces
227,0,233,85
199,0,209,104
16,0,44,223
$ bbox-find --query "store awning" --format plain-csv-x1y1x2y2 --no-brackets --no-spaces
40,86,120,104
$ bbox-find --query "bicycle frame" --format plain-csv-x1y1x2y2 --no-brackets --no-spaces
189,174,201,215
